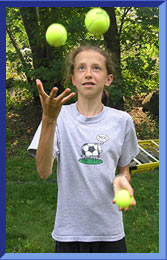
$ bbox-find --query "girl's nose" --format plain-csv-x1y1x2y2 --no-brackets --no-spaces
85,68,92,78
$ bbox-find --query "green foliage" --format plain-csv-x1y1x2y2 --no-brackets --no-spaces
6,8,29,50
122,54,158,97
6,84,32,111
6,8,32,78
136,113,159,139
6,7,159,104
117,7,159,98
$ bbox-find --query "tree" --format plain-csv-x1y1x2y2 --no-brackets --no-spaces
117,7,159,98
18,7,92,100
6,8,32,83
6,7,159,109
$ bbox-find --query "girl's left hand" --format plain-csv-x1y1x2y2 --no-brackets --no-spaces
112,175,136,211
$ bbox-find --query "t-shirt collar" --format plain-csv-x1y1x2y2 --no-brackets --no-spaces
71,102,106,124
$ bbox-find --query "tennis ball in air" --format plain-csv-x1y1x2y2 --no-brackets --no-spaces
45,23,67,47
85,8,110,34
115,189,134,209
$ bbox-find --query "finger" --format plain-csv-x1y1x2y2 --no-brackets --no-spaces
49,87,59,100
130,198,136,206
56,88,73,102
126,183,134,197
61,92,76,105
123,197,136,211
36,79,48,98
113,182,119,195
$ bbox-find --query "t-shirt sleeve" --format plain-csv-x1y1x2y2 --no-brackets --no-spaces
118,114,139,167
27,121,60,159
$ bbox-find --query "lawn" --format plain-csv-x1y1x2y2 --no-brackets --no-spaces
6,156,57,253
6,154,159,253
124,169,159,253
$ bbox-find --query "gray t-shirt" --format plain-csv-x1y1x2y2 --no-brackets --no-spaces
28,103,139,242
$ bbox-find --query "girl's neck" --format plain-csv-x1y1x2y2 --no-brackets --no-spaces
76,98,103,117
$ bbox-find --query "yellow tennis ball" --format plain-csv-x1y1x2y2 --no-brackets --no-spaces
85,8,110,34
45,23,67,47
115,190,134,208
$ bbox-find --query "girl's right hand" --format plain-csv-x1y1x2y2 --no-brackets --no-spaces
36,79,76,123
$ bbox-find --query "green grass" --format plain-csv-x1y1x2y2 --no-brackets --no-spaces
6,154,57,253
124,170,159,253
6,152,159,253
6,182,57,252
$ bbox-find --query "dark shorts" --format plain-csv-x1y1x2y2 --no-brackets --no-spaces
55,237,127,253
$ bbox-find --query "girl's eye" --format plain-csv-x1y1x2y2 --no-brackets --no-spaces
94,66,100,71
78,66,85,71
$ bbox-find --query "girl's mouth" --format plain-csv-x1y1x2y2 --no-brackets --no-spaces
82,82,95,86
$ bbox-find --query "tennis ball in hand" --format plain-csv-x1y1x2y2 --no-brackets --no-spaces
45,23,67,47
114,189,134,209
85,8,110,34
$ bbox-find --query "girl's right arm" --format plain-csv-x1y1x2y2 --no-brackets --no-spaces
36,79,75,179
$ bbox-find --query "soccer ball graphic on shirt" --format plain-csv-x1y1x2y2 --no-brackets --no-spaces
78,135,109,165
81,143,102,158
79,143,103,164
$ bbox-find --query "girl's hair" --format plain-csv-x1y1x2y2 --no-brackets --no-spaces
64,44,114,105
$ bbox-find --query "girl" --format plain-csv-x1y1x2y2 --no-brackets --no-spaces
28,45,139,253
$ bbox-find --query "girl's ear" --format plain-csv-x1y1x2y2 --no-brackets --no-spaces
71,74,76,86
105,74,113,87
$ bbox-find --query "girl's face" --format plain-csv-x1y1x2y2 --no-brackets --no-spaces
71,50,113,100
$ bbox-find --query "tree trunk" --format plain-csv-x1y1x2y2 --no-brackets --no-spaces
6,25,32,85
19,7,65,100
104,7,124,110
19,7,44,68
